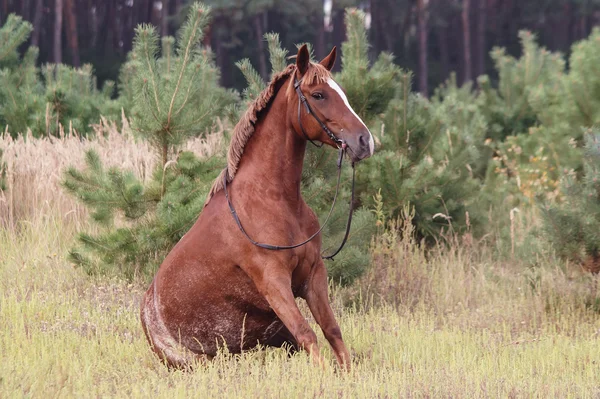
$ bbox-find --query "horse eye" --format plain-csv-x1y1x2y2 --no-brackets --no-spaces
311,92,324,100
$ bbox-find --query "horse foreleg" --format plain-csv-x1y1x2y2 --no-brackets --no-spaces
250,267,324,367
303,261,351,371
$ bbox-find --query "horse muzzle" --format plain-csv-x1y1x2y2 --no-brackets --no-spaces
345,129,374,162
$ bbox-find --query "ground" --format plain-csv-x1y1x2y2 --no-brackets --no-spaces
1,213,599,398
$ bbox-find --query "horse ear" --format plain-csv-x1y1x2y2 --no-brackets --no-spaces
296,44,310,76
320,46,337,71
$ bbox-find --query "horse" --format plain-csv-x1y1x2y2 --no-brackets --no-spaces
140,44,374,370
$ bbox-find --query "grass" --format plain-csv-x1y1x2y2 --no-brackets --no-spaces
1,128,600,397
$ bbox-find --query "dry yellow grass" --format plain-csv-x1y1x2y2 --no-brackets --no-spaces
1,128,600,397
0,116,224,229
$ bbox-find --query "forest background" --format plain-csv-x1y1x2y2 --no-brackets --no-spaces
3,0,599,94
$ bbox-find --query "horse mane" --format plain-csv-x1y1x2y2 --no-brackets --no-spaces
205,62,332,205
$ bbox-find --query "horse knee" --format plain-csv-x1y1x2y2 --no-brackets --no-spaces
325,326,343,342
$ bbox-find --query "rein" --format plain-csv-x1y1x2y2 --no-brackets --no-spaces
222,76,356,261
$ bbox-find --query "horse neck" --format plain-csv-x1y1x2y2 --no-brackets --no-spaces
233,84,307,202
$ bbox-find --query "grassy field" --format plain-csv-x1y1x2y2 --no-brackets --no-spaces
1,127,600,397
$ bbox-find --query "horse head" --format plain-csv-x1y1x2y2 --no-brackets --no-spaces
291,44,374,163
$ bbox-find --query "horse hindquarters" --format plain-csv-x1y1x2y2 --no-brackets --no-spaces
140,280,206,368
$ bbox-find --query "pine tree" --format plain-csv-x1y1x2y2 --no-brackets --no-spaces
566,28,600,128
0,13,121,136
0,14,41,134
63,3,235,279
0,14,32,69
120,9,236,165
542,131,600,273
476,31,566,142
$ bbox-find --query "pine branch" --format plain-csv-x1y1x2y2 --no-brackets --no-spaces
0,15,33,64
167,3,210,128
265,33,287,78
236,58,265,102
136,24,162,114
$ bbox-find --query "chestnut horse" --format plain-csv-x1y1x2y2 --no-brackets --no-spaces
140,45,373,370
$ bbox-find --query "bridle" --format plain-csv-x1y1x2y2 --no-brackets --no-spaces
293,77,341,149
222,75,356,261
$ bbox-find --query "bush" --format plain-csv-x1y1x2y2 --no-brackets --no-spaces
360,73,483,240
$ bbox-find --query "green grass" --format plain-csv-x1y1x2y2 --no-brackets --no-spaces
1,212,600,398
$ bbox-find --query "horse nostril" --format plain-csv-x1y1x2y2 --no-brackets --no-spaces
358,134,367,148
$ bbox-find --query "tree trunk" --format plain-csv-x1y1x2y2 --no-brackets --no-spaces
64,0,80,66
104,0,116,55
579,11,589,40
21,0,31,21
161,0,169,37
214,21,231,87
370,0,382,53
462,0,472,83
315,0,325,59
1,0,7,23
331,7,346,72
203,23,212,47
122,0,134,53
54,0,64,64
31,0,44,47
400,0,414,56
437,23,450,82
253,13,268,81
475,0,486,77
151,1,162,32
417,0,429,96
88,0,97,48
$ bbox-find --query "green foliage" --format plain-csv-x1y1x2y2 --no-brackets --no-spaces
0,14,32,69
0,14,121,137
64,3,232,279
64,149,223,279
479,29,600,212
542,132,600,271
265,33,288,79
362,76,482,239
476,31,566,142
46,4,600,282
41,64,121,135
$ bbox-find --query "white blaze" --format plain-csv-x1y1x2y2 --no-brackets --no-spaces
326,78,375,155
